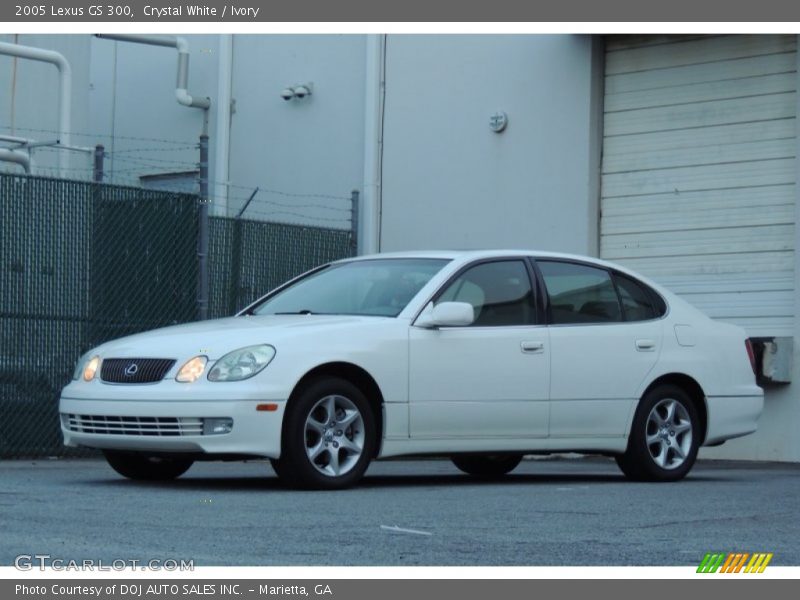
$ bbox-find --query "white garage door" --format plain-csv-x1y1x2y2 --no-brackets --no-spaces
600,35,797,337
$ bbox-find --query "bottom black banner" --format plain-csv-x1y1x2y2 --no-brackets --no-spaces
3,579,795,600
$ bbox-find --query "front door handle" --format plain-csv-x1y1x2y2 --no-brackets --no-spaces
521,341,545,354
636,339,656,351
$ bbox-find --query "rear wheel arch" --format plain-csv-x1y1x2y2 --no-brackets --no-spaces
641,373,708,444
287,362,385,454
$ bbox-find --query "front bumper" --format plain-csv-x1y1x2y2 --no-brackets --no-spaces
59,396,286,458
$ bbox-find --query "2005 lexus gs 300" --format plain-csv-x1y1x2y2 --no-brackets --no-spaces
60,250,763,489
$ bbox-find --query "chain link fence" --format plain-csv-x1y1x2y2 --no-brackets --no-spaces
0,173,354,458
208,217,354,317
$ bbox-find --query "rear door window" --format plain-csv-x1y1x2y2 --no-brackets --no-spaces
537,261,622,324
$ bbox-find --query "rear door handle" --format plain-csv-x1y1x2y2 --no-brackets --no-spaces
636,339,656,351
521,341,545,354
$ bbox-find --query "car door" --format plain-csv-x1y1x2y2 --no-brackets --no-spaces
408,259,550,439
535,259,663,438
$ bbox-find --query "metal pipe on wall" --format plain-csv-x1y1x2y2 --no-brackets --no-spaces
0,41,71,177
94,34,211,110
361,34,386,255
0,148,32,174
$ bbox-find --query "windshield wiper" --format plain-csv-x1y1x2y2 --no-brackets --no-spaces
274,309,318,315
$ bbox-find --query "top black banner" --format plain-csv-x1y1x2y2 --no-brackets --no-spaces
3,0,800,22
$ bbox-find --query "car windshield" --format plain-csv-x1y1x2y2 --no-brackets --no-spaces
251,258,450,317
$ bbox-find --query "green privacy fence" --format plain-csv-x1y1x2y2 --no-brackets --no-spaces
208,217,355,317
0,173,354,458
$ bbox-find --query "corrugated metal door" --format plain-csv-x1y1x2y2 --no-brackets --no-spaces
601,35,797,337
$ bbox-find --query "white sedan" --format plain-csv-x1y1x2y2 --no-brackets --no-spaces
60,250,763,489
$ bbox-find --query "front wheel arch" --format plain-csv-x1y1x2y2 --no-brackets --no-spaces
275,375,377,489
285,362,385,457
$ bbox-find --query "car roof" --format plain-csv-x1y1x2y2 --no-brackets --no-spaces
335,249,671,297
340,249,616,265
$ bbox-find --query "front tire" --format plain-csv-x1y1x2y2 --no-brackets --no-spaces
274,377,376,490
616,384,700,482
452,454,523,478
103,451,193,481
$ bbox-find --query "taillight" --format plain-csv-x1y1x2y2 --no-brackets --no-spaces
745,339,757,376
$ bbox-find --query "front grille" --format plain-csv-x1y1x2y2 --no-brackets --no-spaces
63,414,204,436
100,358,176,383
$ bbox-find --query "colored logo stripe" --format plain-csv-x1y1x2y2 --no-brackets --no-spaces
697,553,725,573
745,553,773,573
697,552,773,573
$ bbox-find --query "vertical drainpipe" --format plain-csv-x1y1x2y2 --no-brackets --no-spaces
587,35,605,258
0,41,71,177
213,34,233,217
361,34,386,255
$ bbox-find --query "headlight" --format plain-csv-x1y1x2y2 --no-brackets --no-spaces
208,345,276,382
73,354,91,380
75,355,100,382
176,356,208,383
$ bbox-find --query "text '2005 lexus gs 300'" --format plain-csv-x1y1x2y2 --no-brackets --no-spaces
60,250,763,489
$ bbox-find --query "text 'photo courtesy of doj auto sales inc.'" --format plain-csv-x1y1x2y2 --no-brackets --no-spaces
14,585,335,598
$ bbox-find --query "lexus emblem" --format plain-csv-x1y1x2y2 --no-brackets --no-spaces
124,363,139,377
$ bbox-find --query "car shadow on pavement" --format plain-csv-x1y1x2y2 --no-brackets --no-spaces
82,471,722,491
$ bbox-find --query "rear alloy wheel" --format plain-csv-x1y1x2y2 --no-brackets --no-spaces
616,384,700,482
274,377,376,490
103,450,193,481
452,454,523,478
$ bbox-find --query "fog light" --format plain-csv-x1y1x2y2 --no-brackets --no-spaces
202,418,233,435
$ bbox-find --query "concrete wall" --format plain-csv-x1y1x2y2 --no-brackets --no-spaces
0,34,91,175
379,35,598,255
225,35,365,224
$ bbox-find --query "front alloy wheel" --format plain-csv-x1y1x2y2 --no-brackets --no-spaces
273,377,376,489
616,384,700,482
304,394,366,478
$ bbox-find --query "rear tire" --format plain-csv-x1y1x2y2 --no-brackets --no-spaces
616,384,700,482
452,454,522,478
273,377,376,490
103,451,193,481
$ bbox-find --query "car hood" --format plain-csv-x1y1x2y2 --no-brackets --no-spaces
92,314,393,359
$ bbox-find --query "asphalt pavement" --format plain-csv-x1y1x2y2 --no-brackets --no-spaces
1,457,798,566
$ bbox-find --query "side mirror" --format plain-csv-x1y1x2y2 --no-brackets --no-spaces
415,301,475,328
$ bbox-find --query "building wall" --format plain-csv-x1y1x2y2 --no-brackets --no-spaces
702,40,800,464
225,35,366,223
86,34,366,227
600,35,800,463
379,35,599,255
0,34,91,175
88,34,220,189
